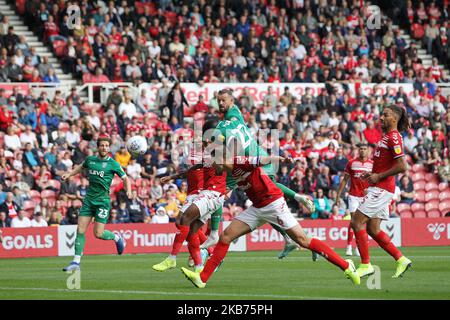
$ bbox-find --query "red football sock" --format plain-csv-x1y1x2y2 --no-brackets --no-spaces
198,229,207,245
373,231,402,261
355,229,370,264
347,224,354,245
308,238,349,271
200,241,230,283
170,224,189,256
207,247,214,255
187,233,202,266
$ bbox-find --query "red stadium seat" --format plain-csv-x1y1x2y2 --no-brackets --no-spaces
425,190,440,202
411,202,425,211
412,164,427,173
425,182,439,192
439,201,450,216
41,190,56,200
414,190,426,202
134,178,143,187
439,190,450,201
23,200,35,211
425,200,439,212
30,190,41,199
427,210,441,218
413,210,427,218
413,181,426,191
48,179,61,191
425,173,440,184
399,211,413,218
439,182,449,191
411,172,425,182
396,203,411,214
135,1,144,14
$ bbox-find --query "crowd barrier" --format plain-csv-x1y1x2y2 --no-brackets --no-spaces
1,217,449,258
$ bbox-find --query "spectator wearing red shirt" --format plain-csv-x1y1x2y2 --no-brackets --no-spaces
363,120,382,145
0,104,13,131
192,95,209,113
350,105,365,121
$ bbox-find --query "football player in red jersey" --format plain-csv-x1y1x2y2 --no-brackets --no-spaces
181,153,361,288
351,105,412,278
152,126,227,273
336,143,373,256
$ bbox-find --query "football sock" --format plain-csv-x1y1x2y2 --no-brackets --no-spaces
187,233,202,266
373,231,402,261
74,233,85,257
170,224,190,256
198,228,207,244
210,207,222,231
308,238,349,271
270,223,293,243
100,230,116,241
200,240,230,283
355,229,370,264
73,255,81,264
347,224,354,245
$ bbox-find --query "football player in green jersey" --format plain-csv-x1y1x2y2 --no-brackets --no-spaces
62,135,132,271
212,89,316,259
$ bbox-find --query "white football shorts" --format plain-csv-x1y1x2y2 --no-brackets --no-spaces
357,187,393,220
348,195,364,213
235,197,298,231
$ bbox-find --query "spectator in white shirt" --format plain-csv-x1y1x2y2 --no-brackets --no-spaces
404,129,418,154
126,158,142,179
87,109,101,130
151,206,169,224
11,210,32,228
118,94,137,119
20,125,38,149
4,126,21,152
136,89,154,113
65,124,80,148
30,212,48,227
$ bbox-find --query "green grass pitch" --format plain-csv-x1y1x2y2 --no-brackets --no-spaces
1,246,449,300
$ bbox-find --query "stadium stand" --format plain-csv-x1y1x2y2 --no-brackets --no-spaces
0,0,450,228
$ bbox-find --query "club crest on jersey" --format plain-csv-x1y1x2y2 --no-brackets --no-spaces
394,145,402,154
102,163,107,168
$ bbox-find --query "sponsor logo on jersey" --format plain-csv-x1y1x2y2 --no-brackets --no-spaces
394,145,402,154
102,162,107,168
89,170,105,177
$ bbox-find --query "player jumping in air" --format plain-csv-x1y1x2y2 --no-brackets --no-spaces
351,105,412,278
152,129,227,273
209,89,315,259
336,143,373,256
62,135,132,271
181,152,360,288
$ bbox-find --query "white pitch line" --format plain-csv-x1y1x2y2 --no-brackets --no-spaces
0,286,368,300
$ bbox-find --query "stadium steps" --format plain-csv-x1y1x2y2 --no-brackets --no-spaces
395,25,450,90
0,0,78,87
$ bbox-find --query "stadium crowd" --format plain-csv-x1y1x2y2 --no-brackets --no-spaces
0,0,450,229
1,0,448,84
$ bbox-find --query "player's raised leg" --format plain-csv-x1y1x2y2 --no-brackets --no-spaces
366,219,412,278
285,223,360,285
93,220,125,254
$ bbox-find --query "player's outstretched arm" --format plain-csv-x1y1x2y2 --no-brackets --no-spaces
61,163,84,181
335,173,350,206
122,175,132,199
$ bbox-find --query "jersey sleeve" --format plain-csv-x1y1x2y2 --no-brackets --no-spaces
81,156,91,169
344,160,352,175
226,106,245,123
389,131,405,159
113,160,127,178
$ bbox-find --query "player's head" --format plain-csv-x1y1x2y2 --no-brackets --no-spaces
97,135,111,157
357,143,369,159
217,88,234,114
381,105,410,132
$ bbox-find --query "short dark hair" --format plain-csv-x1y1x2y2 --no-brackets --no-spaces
97,136,111,147
218,88,233,97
